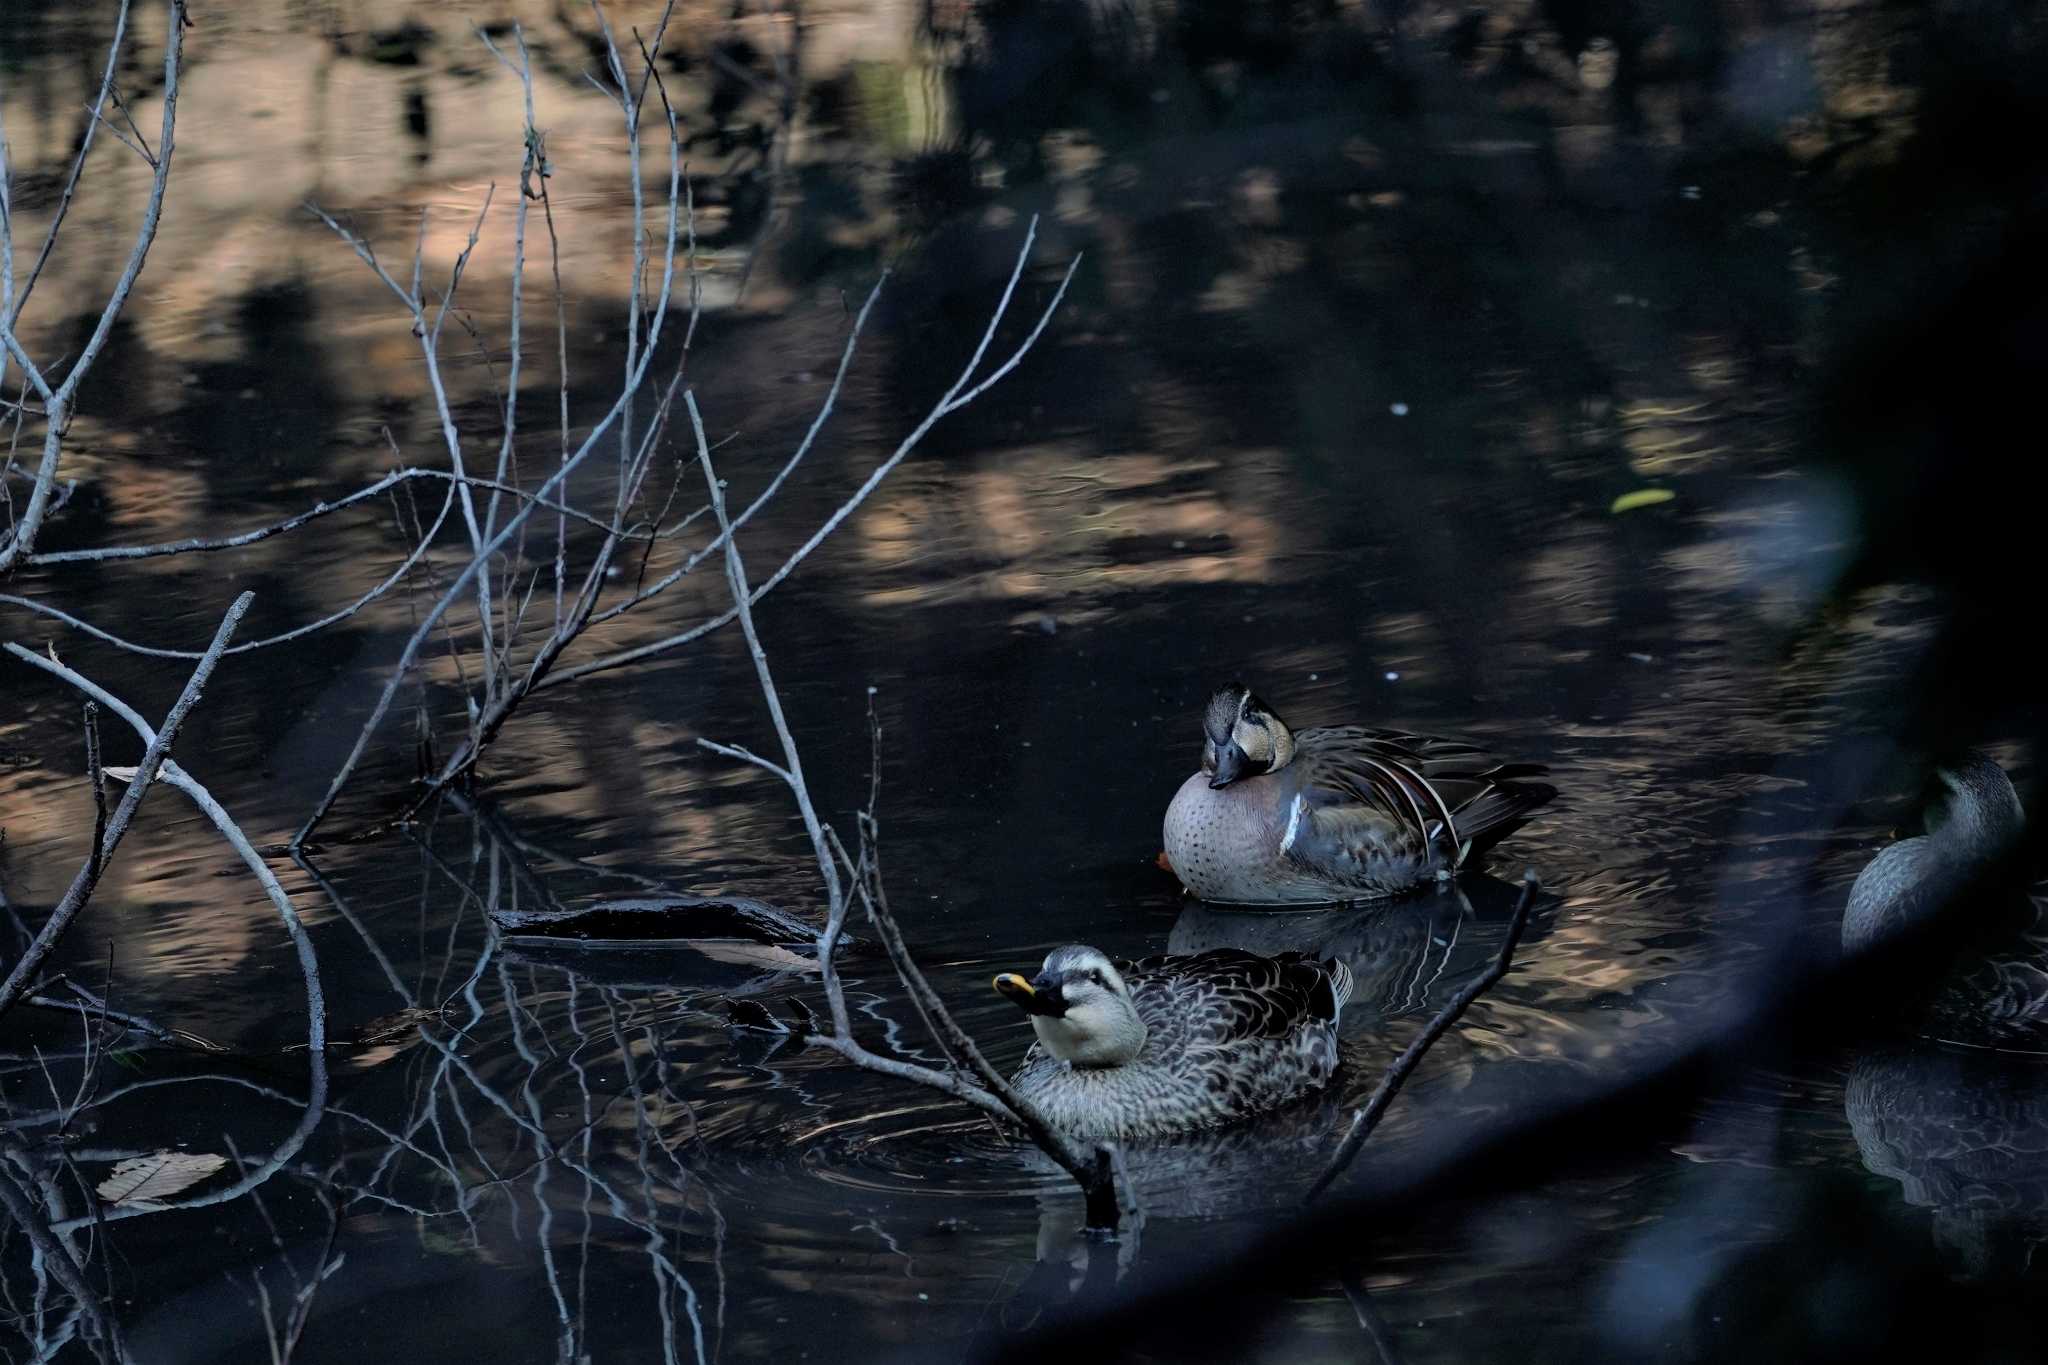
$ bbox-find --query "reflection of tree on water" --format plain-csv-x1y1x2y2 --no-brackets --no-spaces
0,797,749,1364
1846,1045,2048,1282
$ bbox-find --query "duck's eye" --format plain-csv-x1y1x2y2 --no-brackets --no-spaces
1089,970,1105,987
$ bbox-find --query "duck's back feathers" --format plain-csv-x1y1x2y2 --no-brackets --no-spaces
1121,949,1351,1046
1293,727,1556,864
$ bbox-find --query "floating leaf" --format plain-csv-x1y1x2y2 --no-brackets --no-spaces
693,941,820,973
1610,488,1677,514
97,1151,227,1206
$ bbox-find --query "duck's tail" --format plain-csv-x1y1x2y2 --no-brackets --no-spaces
1449,770,1558,862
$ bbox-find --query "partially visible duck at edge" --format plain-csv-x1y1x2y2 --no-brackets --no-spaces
993,945,1352,1139
1162,682,1556,905
1845,750,2048,1050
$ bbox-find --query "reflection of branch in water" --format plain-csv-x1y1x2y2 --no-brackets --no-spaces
1340,1275,1408,1365
299,809,722,1362
233,1151,343,1365
0,1157,121,1363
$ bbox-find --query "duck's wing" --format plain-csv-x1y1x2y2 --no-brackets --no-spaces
1127,950,1348,1048
1295,727,1555,864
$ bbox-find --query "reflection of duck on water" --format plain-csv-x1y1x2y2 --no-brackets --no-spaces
1171,879,1531,1028
1845,752,2048,1050
1846,1044,2048,1280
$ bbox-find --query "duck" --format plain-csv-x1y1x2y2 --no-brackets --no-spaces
1844,751,2048,1050
1162,682,1555,904
992,944,1352,1138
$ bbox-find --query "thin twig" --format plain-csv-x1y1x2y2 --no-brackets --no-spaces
0,0,186,572
577,272,889,636
81,703,106,879
692,398,1117,1226
0,590,251,1018
22,465,639,565
4,0,133,331
1306,872,1540,1202
547,228,1079,689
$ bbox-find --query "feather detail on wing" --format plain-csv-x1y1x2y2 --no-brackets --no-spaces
1124,949,1347,1046
1293,727,1555,865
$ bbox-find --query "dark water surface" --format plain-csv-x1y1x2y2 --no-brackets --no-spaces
4,1,2047,1361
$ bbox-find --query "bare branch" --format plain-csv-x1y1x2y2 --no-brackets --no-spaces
4,0,133,330
294,14,692,843
694,737,792,785
578,272,889,635
685,386,847,946
547,228,1079,689
0,589,251,1018
25,731,328,1232
690,395,1119,1228
22,465,633,565
1306,871,1541,1202
0,0,188,573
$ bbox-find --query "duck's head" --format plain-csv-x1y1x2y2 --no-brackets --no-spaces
993,945,1148,1067
1928,751,2026,859
1844,750,2027,952
1201,682,1296,789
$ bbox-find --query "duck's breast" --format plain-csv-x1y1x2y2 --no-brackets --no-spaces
1164,771,1293,902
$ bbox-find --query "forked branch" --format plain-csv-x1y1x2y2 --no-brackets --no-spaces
0,0,188,573
0,590,251,1018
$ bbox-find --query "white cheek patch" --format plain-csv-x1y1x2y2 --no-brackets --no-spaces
1280,792,1306,853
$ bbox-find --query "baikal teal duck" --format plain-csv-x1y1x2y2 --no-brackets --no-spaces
1163,682,1556,905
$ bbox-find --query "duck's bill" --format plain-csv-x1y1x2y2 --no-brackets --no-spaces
1209,741,1248,788
993,973,1067,1017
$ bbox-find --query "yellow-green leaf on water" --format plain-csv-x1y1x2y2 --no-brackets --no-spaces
1610,488,1677,514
